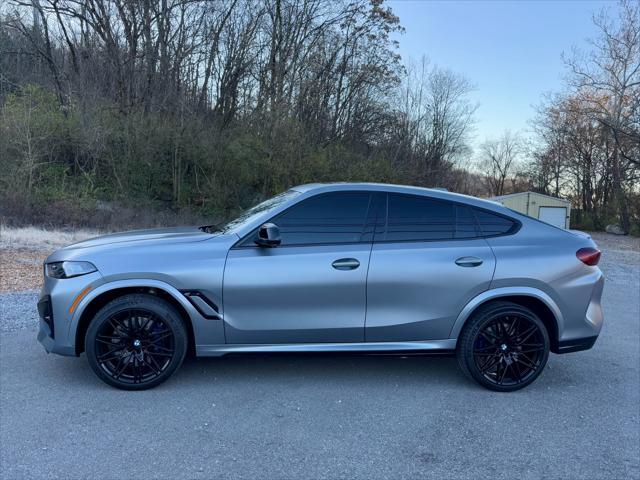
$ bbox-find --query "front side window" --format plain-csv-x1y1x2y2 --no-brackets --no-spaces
254,192,372,246
219,190,302,233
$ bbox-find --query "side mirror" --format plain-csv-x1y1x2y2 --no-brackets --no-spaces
255,223,281,247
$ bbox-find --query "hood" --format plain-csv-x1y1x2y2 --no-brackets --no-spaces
62,226,212,251
44,225,238,283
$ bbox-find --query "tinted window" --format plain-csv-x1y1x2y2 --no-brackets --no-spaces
360,193,386,243
384,194,455,241
455,205,479,239
473,209,516,236
271,192,372,245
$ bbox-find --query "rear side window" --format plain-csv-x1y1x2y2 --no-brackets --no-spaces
375,194,517,242
455,206,480,239
385,194,455,241
271,192,372,245
473,209,517,236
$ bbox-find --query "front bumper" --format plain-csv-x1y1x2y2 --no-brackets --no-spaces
37,294,75,354
37,295,54,338
37,270,103,357
37,318,76,356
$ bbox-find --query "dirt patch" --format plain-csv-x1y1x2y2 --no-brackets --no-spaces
0,248,48,293
0,226,98,292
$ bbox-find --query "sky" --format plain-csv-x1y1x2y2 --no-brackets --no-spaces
387,0,615,151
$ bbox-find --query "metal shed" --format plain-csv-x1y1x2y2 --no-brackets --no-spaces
491,192,571,229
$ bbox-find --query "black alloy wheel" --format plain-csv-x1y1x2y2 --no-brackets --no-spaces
457,301,550,392
86,294,187,390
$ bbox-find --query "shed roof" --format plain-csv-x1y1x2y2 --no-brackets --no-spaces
491,191,571,204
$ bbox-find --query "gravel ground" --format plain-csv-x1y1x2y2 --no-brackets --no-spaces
0,237,638,479
589,231,640,252
0,290,38,332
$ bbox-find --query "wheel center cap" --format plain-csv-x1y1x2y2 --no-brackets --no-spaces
133,339,142,349
500,343,508,352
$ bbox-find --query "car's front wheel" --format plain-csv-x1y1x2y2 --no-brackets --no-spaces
457,301,550,392
85,294,187,390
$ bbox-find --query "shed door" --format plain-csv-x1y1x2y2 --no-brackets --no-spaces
539,206,567,228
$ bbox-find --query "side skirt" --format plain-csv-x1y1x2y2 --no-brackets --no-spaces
196,339,457,357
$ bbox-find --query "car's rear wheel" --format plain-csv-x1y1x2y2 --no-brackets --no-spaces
85,294,187,390
457,301,550,392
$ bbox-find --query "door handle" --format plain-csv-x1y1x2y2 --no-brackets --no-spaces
332,258,360,270
455,256,483,267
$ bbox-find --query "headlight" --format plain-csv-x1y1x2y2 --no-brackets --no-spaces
46,261,97,279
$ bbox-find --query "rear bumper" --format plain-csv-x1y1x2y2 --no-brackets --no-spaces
553,267,604,353
556,335,599,354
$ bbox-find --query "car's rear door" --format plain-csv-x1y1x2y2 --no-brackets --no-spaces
223,191,377,344
365,193,497,342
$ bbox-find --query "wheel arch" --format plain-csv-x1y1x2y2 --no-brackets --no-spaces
450,288,563,353
72,281,197,356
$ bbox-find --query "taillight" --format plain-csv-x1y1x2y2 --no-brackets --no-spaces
576,247,601,266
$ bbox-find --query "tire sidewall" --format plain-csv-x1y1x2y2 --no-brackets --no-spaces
85,294,188,390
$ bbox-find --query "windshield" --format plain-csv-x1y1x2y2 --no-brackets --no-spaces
216,190,301,233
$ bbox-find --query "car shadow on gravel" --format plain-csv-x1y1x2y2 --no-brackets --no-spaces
13,327,576,393
39,349,472,391
176,353,469,389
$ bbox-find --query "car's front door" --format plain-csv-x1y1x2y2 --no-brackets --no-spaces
223,191,376,344
365,193,498,342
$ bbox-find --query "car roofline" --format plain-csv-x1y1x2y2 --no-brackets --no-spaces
290,182,506,211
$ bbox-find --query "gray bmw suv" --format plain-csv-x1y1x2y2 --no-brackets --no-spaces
37,183,604,391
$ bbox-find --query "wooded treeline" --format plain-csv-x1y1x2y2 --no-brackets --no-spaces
0,0,479,227
0,0,638,232
527,0,640,233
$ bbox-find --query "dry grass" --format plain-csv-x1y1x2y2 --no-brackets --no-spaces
0,225,100,251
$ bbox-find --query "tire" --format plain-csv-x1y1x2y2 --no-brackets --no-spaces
456,301,550,392
85,293,188,390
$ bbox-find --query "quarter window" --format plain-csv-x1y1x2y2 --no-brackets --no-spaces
473,209,517,236
269,192,372,245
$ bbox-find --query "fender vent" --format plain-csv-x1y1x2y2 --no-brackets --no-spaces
182,291,220,320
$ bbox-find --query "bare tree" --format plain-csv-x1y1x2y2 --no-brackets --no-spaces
391,57,477,186
563,0,640,231
479,131,522,197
